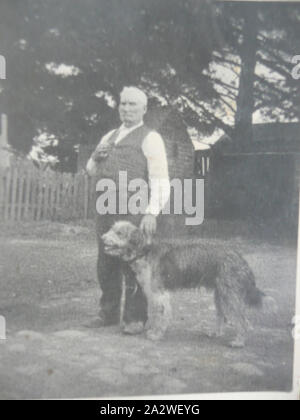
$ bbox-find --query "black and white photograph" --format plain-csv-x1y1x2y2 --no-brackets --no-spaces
0,0,300,400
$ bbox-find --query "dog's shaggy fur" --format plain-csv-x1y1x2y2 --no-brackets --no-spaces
102,221,270,347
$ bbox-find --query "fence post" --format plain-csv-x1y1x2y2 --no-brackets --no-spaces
73,173,80,220
10,166,18,221
43,171,50,220
4,168,11,221
36,174,44,221
84,175,89,219
49,172,56,221
0,164,98,223
23,168,31,221
17,172,25,221
30,172,37,221
0,169,4,219
55,173,62,221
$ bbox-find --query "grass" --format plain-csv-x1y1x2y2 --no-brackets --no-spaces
0,219,298,398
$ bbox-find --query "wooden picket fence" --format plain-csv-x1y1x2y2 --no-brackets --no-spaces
0,162,97,222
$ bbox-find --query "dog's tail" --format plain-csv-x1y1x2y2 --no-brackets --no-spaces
245,271,278,314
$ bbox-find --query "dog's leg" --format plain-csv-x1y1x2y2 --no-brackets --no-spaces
146,291,172,341
216,315,226,338
229,325,246,348
200,290,227,339
214,290,227,338
133,260,171,341
215,277,248,348
119,273,126,330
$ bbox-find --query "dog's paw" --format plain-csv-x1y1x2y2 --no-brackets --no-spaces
228,338,245,348
146,329,165,341
200,329,218,339
200,325,222,339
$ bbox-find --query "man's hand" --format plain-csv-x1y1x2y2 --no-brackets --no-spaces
140,215,157,240
92,144,111,162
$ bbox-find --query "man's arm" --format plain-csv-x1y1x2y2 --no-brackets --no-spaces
86,130,114,176
140,131,171,235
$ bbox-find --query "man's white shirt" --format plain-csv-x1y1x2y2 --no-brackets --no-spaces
86,122,171,216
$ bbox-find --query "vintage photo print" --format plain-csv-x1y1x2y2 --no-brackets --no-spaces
0,0,299,400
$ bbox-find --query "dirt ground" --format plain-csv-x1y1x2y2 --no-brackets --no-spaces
0,221,297,399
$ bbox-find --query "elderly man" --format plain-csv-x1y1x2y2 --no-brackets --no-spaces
86,87,170,334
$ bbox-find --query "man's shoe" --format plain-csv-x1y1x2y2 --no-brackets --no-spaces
84,317,118,328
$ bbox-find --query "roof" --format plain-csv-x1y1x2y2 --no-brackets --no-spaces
192,140,211,151
213,122,300,155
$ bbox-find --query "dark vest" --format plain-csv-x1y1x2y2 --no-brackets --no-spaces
98,125,151,187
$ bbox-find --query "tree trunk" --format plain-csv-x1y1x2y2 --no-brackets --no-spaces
234,7,258,148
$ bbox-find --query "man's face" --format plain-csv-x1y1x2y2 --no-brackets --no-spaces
119,92,147,127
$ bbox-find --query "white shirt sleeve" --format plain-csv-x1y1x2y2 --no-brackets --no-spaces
142,131,171,217
86,130,114,176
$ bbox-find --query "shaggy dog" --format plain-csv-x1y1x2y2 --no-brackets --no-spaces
102,221,272,348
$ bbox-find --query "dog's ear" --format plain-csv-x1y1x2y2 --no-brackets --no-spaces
128,228,147,251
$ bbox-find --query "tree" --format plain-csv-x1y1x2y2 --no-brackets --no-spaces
234,6,258,147
0,0,299,170
0,0,217,171
212,1,300,144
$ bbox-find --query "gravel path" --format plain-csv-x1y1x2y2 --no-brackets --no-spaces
0,225,296,399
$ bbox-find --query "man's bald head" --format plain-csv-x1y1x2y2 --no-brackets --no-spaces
119,87,148,128
120,87,148,107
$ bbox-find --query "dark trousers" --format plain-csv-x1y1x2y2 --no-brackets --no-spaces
96,213,148,325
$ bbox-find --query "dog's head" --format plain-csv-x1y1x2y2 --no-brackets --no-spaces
101,221,147,262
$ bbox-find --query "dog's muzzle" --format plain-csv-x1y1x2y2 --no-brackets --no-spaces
101,232,125,255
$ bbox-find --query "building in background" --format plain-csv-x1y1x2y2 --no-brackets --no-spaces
207,122,300,228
